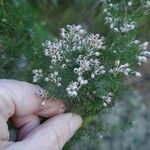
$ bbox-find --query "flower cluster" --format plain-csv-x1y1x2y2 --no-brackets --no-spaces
33,69,43,83
70,52,106,96
109,60,141,77
120,22,136,33
104,7,136,33
33,24,149,111
137,41,150,65
45,71,62,87
65,35,106,97
33,25,106,97
101,92,113,107
102,1,138,33
101,0,150,78
43,40,64,64
66,78,88,97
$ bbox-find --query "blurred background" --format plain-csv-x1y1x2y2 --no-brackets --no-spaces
1,0,150,149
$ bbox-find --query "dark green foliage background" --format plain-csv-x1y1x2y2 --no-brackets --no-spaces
0,0,49,79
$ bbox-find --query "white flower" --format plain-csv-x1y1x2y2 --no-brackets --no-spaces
139,41,149,50
94,52,101,56
45,77,50,82
141,51,150,56
54,71,58,76
120,22,136,33
91,73,95,78
110,60,132,76
145,1,150,9
86,34,105,49
69,90,78,97
138,56,147,63
103,102,107,107
128,1,133,7
80,79,88,85
114,28,119,32
57,83,62,87
135,72,141,78
66,82,78,97
101,92,113,107
103,8,108,13
134,40,140,44
61,64,66,69
32,69,43,83
137,41,150,65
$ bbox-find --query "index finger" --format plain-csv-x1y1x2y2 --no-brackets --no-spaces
0,79,65,140
0,80,65,120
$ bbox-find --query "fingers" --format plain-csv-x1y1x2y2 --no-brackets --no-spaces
0,79,66,145
0,115,9,141
0,80,82,150
23,113,82,150
0,115,13,150
0,79,65,120
0,80,64,117
15,115,40,141
37,100,65,118
0,79,65,121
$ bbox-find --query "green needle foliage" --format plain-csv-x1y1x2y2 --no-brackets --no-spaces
31,0,150,117
0,0,48,79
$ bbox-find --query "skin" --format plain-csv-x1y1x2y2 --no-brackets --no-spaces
0,79,82,150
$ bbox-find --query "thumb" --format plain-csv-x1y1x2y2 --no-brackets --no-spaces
22,113,82,150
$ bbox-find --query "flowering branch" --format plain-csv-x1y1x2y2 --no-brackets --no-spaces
32,1,150,118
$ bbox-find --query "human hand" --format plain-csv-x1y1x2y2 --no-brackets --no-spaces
0,80,82,150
